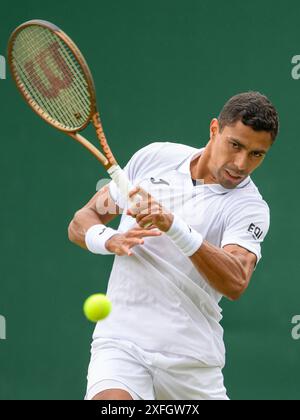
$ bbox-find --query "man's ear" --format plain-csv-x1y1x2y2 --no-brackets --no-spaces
210,118,219,140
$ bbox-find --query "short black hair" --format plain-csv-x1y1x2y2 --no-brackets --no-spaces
218,92,279,142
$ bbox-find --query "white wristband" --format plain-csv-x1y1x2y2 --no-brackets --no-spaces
85,224,118,255
166,214,203,257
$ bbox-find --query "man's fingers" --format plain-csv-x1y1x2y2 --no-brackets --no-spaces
128,186,140,198
130,238,145,246
123,238,145,256
124,246,133,257
129,186,149,199
120,229,162,256
135,215,156,229
127,229,162,238
121,244,139,257
127,201,151,217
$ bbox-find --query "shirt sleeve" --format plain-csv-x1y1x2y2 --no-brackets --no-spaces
221,198,270,268
108,142,166,210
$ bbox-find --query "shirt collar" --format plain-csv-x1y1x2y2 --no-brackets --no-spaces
177,147,251,194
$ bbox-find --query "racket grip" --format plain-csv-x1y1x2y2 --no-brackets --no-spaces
107,165,152,228
107,165,134,203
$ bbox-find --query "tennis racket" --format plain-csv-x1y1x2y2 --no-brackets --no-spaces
8,19,145,212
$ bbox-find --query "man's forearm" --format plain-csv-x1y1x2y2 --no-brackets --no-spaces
69,185,121,250
189,241,247,300
68,208,105,250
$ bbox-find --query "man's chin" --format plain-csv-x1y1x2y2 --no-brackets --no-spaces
219,176,242,189
220,170,245,188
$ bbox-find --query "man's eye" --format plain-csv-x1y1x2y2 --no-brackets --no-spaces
231,142,239,149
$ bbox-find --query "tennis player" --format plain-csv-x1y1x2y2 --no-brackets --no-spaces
68,91,279,400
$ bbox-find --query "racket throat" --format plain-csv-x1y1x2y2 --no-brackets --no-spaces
92,113,116,167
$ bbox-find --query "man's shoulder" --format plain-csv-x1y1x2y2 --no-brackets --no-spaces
127,141,198,179
229,178,270,215
137,141,198,160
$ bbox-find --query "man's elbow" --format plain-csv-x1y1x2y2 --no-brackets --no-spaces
227,290,244,302
68,212,81,244
68,221,75,243
68,220,77,244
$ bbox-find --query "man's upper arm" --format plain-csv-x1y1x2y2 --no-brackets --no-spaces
223,243,257,285
221,198,270,270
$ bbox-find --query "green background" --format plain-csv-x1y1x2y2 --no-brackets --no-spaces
0,0,299,400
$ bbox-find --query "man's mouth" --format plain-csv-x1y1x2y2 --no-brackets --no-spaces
224,169,243,181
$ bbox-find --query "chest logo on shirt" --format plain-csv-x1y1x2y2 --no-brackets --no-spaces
150,177,170,186
248,223,263,240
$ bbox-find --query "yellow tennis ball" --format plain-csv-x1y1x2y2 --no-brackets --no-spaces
83,294,112,323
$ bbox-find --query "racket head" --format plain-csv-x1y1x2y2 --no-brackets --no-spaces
8,20,97,133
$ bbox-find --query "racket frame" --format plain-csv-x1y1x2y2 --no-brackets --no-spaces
8,19,152,222
8,19,115,169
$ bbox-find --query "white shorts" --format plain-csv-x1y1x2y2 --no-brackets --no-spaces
86,338,229,400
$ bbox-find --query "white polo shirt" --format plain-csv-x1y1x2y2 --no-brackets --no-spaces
93,142,270,367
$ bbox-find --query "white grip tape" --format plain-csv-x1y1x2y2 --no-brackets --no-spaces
108,165,143,206
108,165,152,228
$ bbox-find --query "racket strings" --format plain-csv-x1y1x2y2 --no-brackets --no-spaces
15,27,89,126
11,25,92,130
27,28,90,126
16,31,74,126
14,29,79,125
14,30,59,117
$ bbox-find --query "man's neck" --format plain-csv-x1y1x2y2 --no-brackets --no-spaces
190,142,217,185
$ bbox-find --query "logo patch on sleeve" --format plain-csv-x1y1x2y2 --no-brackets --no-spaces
248,223,263,240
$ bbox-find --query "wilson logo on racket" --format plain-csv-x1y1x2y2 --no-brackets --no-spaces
24,41,74,100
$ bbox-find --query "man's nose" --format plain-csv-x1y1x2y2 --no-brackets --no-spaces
233,152,249,173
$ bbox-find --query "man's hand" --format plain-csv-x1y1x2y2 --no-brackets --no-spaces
126,186,174,232
105,226,162,256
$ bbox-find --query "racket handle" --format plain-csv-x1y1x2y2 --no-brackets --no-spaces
107,165,152,228
107,165,134,201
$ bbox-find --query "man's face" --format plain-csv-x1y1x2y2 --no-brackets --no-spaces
209,119,273,189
